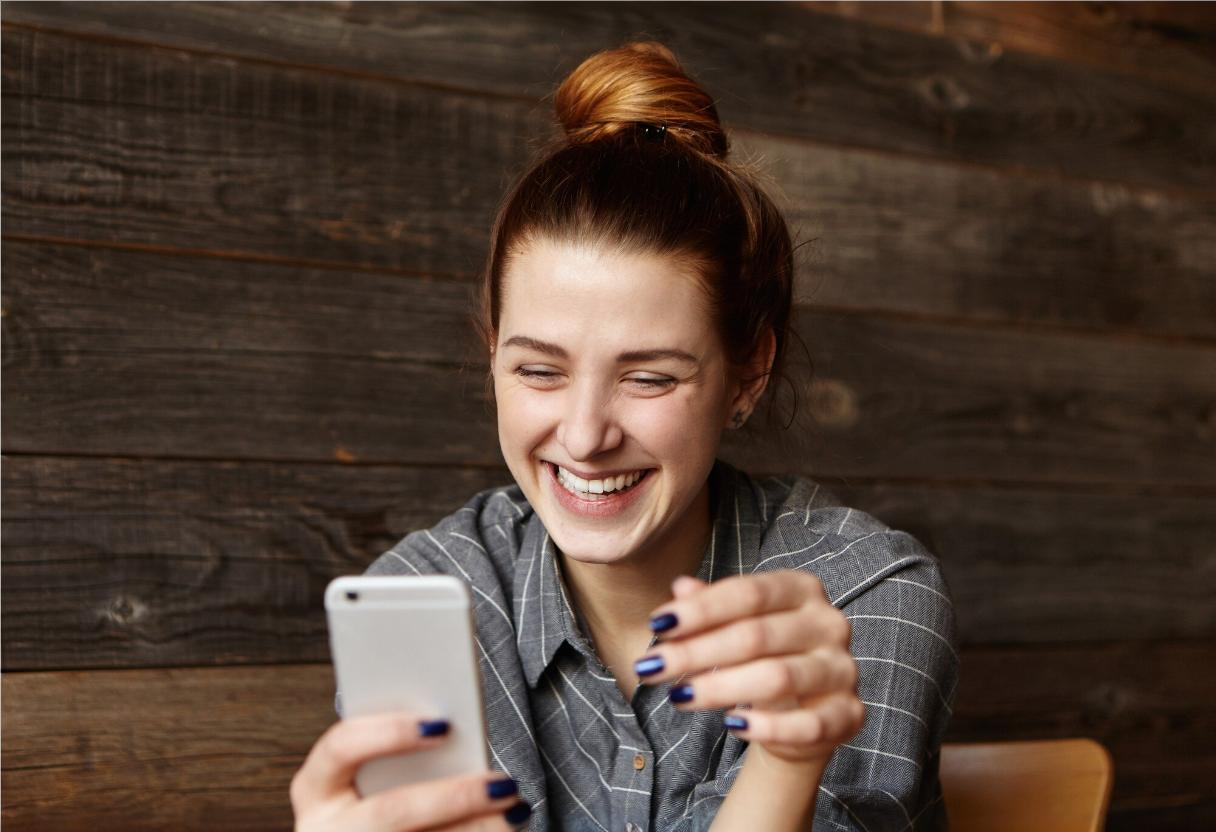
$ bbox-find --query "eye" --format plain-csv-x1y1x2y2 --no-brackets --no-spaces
626,374,677,391
514,366,562,387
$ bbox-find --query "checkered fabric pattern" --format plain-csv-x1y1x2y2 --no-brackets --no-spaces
337,459,959,830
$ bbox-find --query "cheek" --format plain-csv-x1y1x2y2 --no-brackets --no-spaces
495,384,558,449
630,389,724,452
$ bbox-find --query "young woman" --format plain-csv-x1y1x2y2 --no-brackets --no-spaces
291,42,958,832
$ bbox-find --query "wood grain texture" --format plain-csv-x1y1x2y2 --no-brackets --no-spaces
781,313,1216,487
0,455,507,670
5,244,1215,484
3,643,1211,831
829,480,1216,645
942,1,1216,94
951,641,1216,831
801,2,1216,94
2,2,1212,191
0,26,530,278
1,663,335,831
4,454,1213,671
940,739,1113,832
5,27,1213,338
0,244,500,465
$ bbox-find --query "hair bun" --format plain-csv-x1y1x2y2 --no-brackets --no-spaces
553,41,730,159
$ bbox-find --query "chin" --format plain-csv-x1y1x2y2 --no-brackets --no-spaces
547,528,639,566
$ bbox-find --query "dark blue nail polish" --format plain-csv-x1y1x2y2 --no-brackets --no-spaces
669,684,694,703
487,777,519,799
723,715,749,731
650,612,678,632
634,655,665,676
417,719,450,737
504,801,532,825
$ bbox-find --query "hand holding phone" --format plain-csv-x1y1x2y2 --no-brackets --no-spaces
289,575,533,830
289,710,532,831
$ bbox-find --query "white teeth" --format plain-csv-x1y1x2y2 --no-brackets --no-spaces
555,465,647,497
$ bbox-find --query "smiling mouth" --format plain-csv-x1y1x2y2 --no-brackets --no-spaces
548,462,652,500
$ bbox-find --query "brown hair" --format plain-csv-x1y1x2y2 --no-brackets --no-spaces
476,41,799,426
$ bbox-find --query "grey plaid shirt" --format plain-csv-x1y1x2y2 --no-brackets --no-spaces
338,459,958,830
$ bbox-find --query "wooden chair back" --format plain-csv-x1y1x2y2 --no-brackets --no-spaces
940,738,1114,832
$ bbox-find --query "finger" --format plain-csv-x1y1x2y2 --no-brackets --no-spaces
635,604,847,685
723,692,866,748
291,712,452,810
667,647,856,711
648,570,826,639
352,771,525,832
427,799,533,831
671,575,707,598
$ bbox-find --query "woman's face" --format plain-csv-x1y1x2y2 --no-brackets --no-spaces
492,237,741,568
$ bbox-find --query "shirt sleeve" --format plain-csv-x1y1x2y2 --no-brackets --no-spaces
814,545,959,830
675,536,957,832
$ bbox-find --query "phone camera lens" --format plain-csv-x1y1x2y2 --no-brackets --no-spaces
346,591,359,602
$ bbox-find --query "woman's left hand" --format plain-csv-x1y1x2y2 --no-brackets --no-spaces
635,571,864,764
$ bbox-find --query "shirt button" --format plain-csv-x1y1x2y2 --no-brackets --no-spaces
633,752,646,770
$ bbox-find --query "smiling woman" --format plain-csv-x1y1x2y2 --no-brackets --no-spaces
292,41,958,832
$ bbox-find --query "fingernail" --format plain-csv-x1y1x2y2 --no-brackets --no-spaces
417,719,450,737
504,801,532,825
669,684,694,703
487,777,518,799
650,612,678,632
723,715,749,730
634,655,665,676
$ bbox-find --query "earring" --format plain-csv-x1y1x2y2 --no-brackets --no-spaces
731,410,746,429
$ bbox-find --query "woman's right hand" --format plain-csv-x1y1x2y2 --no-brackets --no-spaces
290,711,532,831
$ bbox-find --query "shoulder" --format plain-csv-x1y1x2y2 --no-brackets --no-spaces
743,469,948,611
363,480,534,582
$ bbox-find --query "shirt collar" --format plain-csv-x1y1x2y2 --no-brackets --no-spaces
513,459,764,688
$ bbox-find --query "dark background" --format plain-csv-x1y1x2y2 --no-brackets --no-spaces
2,2,1214,829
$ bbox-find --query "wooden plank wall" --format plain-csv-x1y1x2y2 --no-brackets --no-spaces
2,2,1213,829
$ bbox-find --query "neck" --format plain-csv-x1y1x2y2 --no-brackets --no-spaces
558,477,714,650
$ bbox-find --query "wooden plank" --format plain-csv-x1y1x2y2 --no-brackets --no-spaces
944,1,1216,95
801,2,1216,94
0,25,528,278
783,312,1216,487
5,32,1214,339
950,641,1216,832
800,1,944,37
0,455,508,671
770,141,1216,339
2,2,1212,191
4,243,1215,484
3,643,1211,830
831,481,1216,645
4,455,1214,670
0,663,335,831
0,244,501,466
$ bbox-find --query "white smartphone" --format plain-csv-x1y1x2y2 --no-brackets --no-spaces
325,575,490,797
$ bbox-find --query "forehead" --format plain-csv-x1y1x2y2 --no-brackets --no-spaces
499,238,716,346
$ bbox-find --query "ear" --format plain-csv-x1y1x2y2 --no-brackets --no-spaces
725,328,777,427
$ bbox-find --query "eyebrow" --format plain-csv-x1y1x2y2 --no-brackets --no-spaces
501,335,697,365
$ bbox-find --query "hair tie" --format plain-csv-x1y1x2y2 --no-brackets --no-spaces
638,122,667,139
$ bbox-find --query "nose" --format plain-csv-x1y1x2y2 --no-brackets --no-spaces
556,379,623,461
